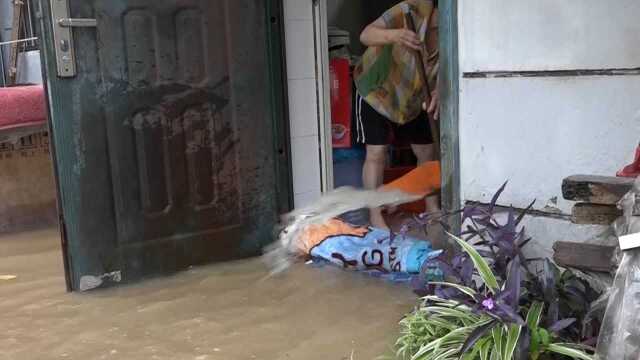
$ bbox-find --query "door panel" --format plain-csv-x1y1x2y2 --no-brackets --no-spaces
37,0,291,290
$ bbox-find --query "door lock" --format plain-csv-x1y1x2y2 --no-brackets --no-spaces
50,0,97,77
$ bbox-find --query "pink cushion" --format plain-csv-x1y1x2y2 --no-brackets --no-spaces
0,85,47,131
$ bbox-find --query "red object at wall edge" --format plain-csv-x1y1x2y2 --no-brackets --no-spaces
329,58,352,148
617,144,640,178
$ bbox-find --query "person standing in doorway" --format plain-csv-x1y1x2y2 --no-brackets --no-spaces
354,0,440,229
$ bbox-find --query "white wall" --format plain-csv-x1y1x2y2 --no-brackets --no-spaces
461,76,640,213
460,0,640,72
458,0,640,250
283,0,323,208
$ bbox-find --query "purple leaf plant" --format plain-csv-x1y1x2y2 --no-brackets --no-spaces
402,182,602,354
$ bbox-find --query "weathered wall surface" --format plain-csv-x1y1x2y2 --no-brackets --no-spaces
460,0,640,72
460,76,640,214
458,0,640,251
0,133,57,234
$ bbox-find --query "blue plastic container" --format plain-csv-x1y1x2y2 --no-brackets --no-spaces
332,147,365,188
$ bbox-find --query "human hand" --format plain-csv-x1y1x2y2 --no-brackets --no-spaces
422,90,440,120
389,29,421,51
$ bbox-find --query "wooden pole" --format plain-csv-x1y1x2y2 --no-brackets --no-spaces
402,5,441,160
438,0,461,235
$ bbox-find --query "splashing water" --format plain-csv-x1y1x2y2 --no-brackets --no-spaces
263,187,421,275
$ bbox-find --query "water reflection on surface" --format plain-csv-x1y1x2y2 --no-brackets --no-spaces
0,229,415,359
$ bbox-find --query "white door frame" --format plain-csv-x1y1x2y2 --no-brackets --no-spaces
312,0,334,192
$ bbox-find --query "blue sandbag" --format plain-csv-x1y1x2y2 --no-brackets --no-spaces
309,227,442,275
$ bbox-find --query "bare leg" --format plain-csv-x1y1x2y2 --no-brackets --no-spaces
410,143,434,164
411,144,441,213
363,144,389,229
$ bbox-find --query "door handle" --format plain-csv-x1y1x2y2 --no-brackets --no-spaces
58,18,97,28
50,0,97,77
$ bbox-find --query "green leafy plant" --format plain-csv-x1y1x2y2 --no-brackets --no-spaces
394,184,599,360
395,296,521,360
525,302,594,360
397,233,595,359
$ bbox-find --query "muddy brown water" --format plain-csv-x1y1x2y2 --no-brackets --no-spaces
0,229,417,360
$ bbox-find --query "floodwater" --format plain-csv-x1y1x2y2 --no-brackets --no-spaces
0,228,417,360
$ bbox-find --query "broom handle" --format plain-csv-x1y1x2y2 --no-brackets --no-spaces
402,8,440,160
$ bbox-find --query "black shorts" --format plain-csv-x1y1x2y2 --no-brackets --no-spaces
355,94,433,146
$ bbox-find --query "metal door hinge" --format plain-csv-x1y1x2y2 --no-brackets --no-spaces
50,0,97,77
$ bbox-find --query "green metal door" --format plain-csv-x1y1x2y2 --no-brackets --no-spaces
36,0,291,291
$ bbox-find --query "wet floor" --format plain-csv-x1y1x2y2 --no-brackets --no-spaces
0,228,417,360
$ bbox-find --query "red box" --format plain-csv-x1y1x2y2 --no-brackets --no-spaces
329,58,352,148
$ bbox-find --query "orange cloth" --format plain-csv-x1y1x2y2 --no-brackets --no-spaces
295,219,369,255
293,161,441,256
382,161,441,196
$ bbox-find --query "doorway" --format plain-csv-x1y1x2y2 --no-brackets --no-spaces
0,0,59,283
311,0,460,228
0,0,462,358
